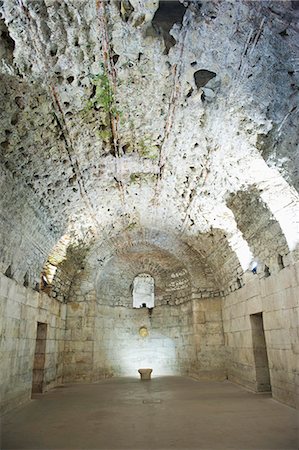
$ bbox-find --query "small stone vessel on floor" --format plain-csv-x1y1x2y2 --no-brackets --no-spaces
138,368,153,380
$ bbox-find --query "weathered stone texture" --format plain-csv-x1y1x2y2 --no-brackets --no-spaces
0,0,298,414
223,261,299,407
0,274,66,414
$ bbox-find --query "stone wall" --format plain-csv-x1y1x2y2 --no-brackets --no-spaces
63,292,196,382
222,261,298,407
63,295,227,382
62,242,226,382
0,273,66,414
190,296,226,381
93,302,195,379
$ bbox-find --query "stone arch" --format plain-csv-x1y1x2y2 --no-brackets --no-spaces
227,188,290,275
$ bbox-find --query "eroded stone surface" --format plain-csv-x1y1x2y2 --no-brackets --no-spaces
0,0,298,414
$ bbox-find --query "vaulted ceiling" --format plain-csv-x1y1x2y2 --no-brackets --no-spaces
0,0,298,290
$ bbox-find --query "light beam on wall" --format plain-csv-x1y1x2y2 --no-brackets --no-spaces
228,232,253,271
117,332,177,376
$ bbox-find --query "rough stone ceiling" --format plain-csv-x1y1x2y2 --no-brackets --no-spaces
0,0,299,286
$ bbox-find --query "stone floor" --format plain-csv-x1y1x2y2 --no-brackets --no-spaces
1,377,298,450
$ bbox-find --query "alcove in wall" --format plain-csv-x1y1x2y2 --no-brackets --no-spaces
132,273,155,308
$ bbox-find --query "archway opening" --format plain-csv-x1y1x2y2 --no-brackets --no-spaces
132,273,155,308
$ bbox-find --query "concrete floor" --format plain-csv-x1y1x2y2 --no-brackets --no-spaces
1,377,298,450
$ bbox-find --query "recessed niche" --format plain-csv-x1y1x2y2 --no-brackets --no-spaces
264,265,271,278
133,273,155,308
278,254,284,270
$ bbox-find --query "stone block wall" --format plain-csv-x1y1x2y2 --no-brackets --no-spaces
63,298,195,381
222,262,298,407
190,296,226,381
0,273,66,414
63,295,227,382
92,301,198,378
63,295,96,383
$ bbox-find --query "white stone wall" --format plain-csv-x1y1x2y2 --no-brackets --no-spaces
63,298,196,382
63,295,227,383
0,274,66,414
222,262,299,407
63,297,96,383
191,297,226,381
93,303,193,378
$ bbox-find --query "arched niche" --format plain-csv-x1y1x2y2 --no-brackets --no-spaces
133,273,155,308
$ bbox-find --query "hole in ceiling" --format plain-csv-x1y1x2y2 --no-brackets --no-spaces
67,76,74,84
194,70,216,89
151,0,186,53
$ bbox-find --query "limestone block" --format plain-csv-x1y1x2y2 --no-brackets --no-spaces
277,265,297,290
81,327,94,341
67,302,86,317
204,322,224,335
266,329,292,350
7,283,25,305
270,368,295,387
231,316,251,333
231,301,246,319
261,269,296,298
289,327,299,348
245,296,263,316
0,297,7,335
37,308,48,324
294,261,299,281
230,330,253,348
268,348,296,372
262,292,286,312
224,290,238,307
204,309,222,322
46,339,57,353
271,385,296,408
25,291,39,308
6,299,21,319
38,294,50,311
193,311,206,324
5,317,21,339
231,347,254,365
263,310,287,331
75,352,93,364
60,303,67,320
64,329,71,340
44,366,57,383
283,287,298,309
63,351,75,364
193,323,205,335
50,299,61,317
66,316,83,329
241,279,261,300
45,326,55,340
205,333,224,346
